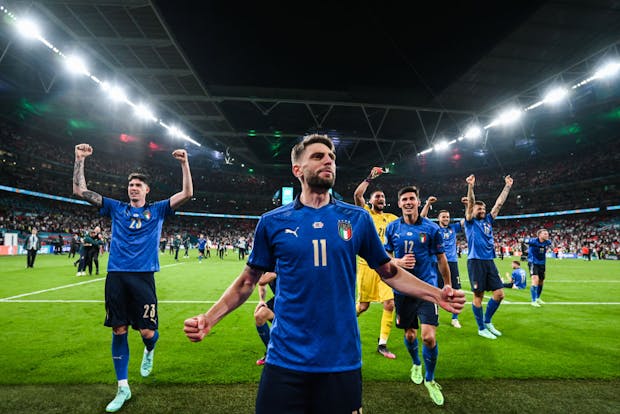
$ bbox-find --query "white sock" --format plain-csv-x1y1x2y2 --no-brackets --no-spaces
378,338,387,346
118,379,129,387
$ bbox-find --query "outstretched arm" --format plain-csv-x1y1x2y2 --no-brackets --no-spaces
465,175,475,221
73,144,103,207
169,149,194,210
184,265,263,342
353,167,383,207
420,196,437,218
490,175,513,218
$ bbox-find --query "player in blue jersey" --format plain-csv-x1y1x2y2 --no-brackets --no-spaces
464,173,513,340
421,196,467,329
502,261,527,289
197,234,207,263
184,134,465,413
525,229,552,307
73,143,193,413
254,272,277,366
385,186,452,406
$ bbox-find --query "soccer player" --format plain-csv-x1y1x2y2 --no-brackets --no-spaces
502,261,527,289
525,229,552,306
197,234,207,262
183,134,465,413
72,143,193,413
464,174,513,340
421,196,466,328
385,186,451,406
254,272,277,366
353,166,399,358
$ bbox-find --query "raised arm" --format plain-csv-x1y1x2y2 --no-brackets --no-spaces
490,175,513,218
169,149,194,210
353,167,383,207
375,260,465,313
420,196,437,218
465,175,475,221
184,265,263,342
73,144,103,207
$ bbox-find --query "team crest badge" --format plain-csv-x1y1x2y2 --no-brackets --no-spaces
419,233,427,243
337,220,352,241
144,210,151,221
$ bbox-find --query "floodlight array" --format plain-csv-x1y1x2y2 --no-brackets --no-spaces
2,6,201,147
415,58,620,156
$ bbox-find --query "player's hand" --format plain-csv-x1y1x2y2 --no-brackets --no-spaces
438,286,466,314
427,196,437,204
504,175,513,187
461,196,469,205
367,166,384,180
183,314,211,342
254,301,266,313
397,253,416,269
172,149,188,164
466,174,475,186
75,144,93,160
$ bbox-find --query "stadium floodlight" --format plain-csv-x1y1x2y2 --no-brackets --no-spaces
497,108,522,125
108,86,127,102
543,87,568,104
99,81,111,92
15,18,41,39
64,55,89,76
134,104,156,122
593,61,620,80
464,126,482,140
168,125,183,138
434,140,449,151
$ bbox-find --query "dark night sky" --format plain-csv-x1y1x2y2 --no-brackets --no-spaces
154,1,545,101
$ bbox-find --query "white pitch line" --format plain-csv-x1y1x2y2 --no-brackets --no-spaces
0,262,183,302
549,281,620,283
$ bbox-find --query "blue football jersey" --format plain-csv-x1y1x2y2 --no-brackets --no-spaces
384,216,444,287
197,238,207,250
464,215,496,260
438,221,461,262
525,237,552,265
511,268,527,289
100,197,174,272
248,196,390,373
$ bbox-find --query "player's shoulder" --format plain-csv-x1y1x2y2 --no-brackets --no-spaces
385,213,399,222
259,202,296,221
333,199,369,216
421,217,440,230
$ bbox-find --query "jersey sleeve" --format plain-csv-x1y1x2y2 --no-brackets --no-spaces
247,216,275,272
429,225,445,255
155,199,175,217
358,211,391,268
451,221,462,233
99,197,121,218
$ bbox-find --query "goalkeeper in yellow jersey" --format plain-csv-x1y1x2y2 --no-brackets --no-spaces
353,166,399,358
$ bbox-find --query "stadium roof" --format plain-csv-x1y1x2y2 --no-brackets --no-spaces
0,0,619,177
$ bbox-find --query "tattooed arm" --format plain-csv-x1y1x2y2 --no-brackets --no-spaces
73,144,103,207
465,175,475,221
490,175,513,219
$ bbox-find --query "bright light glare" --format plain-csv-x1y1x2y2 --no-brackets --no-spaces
169,126,183,138
434,140,449,151
593,61,620,79
64,55,89,76
498,108,522,125
134,104,156,121
464,126,482,139
16,18,41,39
100,81,111,92
543,87,568,104
108,86,127,102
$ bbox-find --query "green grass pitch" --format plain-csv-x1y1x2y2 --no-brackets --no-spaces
1,252,618,413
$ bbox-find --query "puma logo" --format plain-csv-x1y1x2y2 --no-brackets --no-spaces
285,227,299,237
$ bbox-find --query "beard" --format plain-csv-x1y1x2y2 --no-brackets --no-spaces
475,212,486,219
306,172,335,190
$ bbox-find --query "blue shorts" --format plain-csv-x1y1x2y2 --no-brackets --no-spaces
256,363,362,413
467,259,503,292
394,293,439,329
104,272,158,330
437,261,462,289
528,263,546,280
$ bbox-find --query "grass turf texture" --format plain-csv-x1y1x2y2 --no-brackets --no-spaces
1,253,619,413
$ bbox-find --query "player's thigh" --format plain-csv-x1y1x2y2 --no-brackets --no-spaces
448,261,462,289
467,259,486,292
417,301,439,327
127,273,158,330
310,369,362,414
357,265,380,302
256,364,308,414
394,294,420,330
104,272,130,327
485,261,504,292
537,264,546,281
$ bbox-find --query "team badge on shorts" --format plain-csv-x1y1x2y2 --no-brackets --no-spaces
338,220,352,241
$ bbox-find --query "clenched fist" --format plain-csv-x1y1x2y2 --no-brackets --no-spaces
172,149,188,164
75,144,93,160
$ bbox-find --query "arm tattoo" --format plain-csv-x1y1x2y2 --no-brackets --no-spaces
492,185,511,215
82,191,103,207
73,159,86,190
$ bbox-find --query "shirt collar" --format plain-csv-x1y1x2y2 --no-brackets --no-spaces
400,215,423,225
293,194,336,210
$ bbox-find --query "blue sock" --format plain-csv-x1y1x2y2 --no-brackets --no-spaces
472,304,485,330
404,336,421,365
256,323,270,348
422,344,438,382
142,330,159,352
537,284,543,298
484,298,501,323
531,286,538,302
111,332,129,381
451,313,458,320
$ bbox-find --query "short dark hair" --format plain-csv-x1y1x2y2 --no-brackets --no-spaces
438,210,449,215
512,260,520,266
537,228,548,236
397,186,419,199
291,134,335,164
369,189,385,198
474,200,486,207
128,172,149,186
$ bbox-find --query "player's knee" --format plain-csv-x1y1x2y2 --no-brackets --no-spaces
494,290,505,301
405,329,417,342
140,328,155,339
112,326,128,335
422,334,436,348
